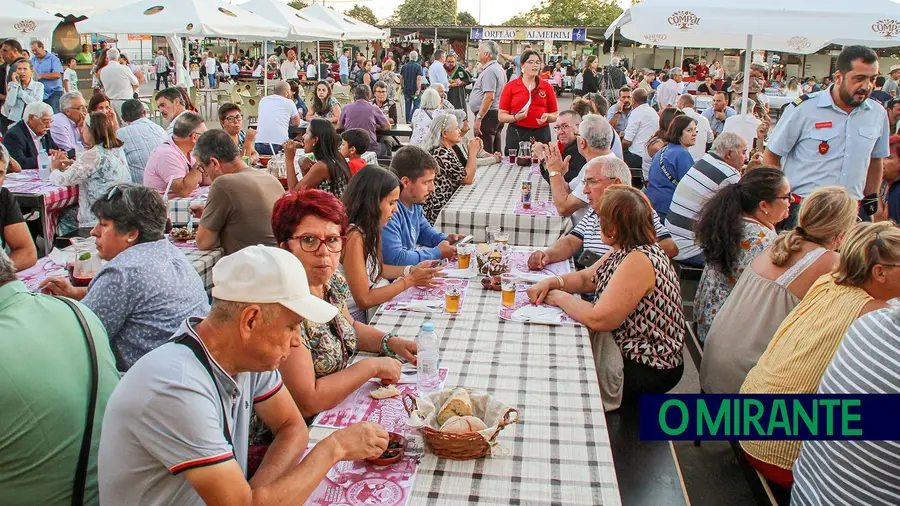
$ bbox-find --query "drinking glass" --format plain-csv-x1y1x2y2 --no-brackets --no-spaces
443,280,464,314
500,273,517,308
485,225,501,244
507,149,518,165
457,244,474,270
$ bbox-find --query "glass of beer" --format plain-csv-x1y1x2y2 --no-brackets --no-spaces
501,274,517,308
495,232,509,245
457,244,474,270
444,280,463,314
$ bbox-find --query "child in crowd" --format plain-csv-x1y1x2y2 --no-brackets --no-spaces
340,128,369,175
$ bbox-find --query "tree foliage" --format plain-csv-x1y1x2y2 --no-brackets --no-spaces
456,11,477,26
344,4,378,25
391,0,457,25
504,0,621,26
287,0,308,10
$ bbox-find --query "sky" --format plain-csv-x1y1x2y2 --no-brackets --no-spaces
320,0,631,25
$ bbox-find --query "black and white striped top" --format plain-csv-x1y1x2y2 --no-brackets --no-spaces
792,307,900,506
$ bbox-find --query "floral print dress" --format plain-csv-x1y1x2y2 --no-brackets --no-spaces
49,145,130,228
695,218,777,341
302,272,359,378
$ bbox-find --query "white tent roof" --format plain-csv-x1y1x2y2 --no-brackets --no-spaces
76,0,289,39
22,0,115,18
2,0,60,43
297,4,386,40
605,0,900,53
239,0,343,41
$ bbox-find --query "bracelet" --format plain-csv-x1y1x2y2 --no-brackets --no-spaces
381,331,398,357
554,274,565,289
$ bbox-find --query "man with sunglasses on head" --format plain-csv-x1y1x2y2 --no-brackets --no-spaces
190,130,285,255
143,111,209,197
763,45,890,229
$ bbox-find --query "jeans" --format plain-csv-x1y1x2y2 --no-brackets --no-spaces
404,93,420,124
255,142,284,156
208,74,216,88
44,90,62,114
156,71,169,90
339,74,349,85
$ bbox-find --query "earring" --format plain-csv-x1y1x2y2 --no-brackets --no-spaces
127,237,135,243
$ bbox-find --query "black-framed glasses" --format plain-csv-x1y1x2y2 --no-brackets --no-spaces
289,234,346,253
774,195,793,202
223,114,242,122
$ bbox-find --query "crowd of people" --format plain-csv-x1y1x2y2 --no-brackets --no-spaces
3,35,900,505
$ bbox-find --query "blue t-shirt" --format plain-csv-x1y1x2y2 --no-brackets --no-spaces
644,143,696,221
400,62,422,95
31,52,63,97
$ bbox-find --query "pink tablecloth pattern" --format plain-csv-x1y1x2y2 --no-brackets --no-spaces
513,200,559,217
5,169,78,241
17,257,68,292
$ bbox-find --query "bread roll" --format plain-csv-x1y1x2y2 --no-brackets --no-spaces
436,388,473,425
475,243,492,256
440,415,487,433
370,385,401,399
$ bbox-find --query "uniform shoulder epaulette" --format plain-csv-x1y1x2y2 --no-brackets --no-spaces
792,93,813,106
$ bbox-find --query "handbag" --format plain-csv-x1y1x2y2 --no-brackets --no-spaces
55,296,100,506
590,330,624,412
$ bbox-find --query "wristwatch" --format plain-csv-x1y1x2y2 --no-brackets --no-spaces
548,171,561,178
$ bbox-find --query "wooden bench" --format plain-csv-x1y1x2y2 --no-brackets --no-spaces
729,441,791,506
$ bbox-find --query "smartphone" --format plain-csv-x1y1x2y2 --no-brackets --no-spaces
455,235,475,246
437,258,450,267
577,249,602,268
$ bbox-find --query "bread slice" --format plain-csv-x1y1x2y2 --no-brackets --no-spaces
437,388,473,425
439,415,487,433
370,385,401,399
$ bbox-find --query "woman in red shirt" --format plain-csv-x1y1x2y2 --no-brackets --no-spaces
498,49,559,156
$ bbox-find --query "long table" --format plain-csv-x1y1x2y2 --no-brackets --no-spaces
434,163,570,248
5,169,78,254
17,241,223,293
288,123,413,139
308,250,621,505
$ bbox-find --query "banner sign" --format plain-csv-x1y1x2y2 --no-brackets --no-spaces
127,35,152,41
471,27,587,41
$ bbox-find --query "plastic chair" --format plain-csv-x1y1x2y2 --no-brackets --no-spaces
242,97,260,127
331,83,351,107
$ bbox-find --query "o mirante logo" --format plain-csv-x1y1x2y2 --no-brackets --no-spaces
668,11,700,31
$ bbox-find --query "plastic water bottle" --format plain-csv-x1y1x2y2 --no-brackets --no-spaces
37,149,50,180
416,322,440,394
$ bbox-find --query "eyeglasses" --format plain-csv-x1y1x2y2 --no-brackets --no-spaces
774,195,793,202
553,123,574,131
289,234,346,253
582,176,615,187
524,59,542,65
223,114,242,122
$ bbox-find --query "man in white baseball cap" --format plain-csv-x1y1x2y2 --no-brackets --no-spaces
99,245,389,505
883,64,900,97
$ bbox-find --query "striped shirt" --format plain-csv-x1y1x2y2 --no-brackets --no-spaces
665,153,741,261
571,209,672,258
792,308,900,506
739,275,873,470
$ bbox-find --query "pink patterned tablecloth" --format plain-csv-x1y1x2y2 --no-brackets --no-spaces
303,444,419,506
17,257,68,292
5,169,78,241
513,200,559,217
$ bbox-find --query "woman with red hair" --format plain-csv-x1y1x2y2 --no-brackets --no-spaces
268,187,418,419
874,134,900,223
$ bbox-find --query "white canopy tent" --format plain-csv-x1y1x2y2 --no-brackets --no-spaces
2,0,61,49
605,0,900,114
239,0,343,41
77,0,289,90
297,3,386,41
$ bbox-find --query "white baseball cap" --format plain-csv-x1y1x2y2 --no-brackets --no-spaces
211,245,338,324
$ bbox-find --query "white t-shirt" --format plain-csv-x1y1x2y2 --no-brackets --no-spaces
252,65,263,78
723,114,761,156
682,107,714,161
569,152,618,226
306,63,316,80
280,60,300,80
98,61,139,100
255,95,299,145
63,68,77,90
205,57,217,75
623,103,660,159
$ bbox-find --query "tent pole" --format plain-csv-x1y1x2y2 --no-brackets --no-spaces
741,35,752,115
263,40,268,95
317,40,320,72
184,37,189,88
679,47,684,68
610,31,615,65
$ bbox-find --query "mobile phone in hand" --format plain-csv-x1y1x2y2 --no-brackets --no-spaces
455,235,474,246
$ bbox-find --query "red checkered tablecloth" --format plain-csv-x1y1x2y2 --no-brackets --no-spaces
4,169,78,240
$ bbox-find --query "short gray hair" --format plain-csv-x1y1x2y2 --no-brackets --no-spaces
89,184,167,244
578,114,614,151
0,248,15,287
558,110,582,124
433,49,445,61
419,112,456,153
107,47,121,61
710,132,746,156
193,129,239,164
273,80,290,95
172,111,204,139
409,50,419,62
208,298,280,324
24,101,52,121
419,88,441,111
60,91,84,112
669,67,683,76
353,83,371,100
429,82,444,94
588,156,631,187
479,40,500,60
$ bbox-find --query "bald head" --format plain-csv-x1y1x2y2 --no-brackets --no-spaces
273,81,291,97
677,94,695,109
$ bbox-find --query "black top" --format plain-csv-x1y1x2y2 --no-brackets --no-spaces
581,69,600,94
540,140,587,184
0,187,24,248
2,120,66,170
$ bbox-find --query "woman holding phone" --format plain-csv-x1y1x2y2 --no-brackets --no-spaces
498,49,559,155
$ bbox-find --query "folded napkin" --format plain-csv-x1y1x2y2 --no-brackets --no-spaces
511,305,565,324
393,300,444,313
513,268,554,283
443,267,477,279
47,248,73,268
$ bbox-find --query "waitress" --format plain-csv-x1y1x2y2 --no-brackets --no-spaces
498,49,559,155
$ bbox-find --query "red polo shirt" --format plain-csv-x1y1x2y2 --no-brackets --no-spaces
695,64,709,80
499,77,559,129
